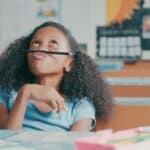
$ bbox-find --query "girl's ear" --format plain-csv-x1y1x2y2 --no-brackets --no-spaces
65,57,73,72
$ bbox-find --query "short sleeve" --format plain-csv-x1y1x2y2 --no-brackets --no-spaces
73,97,96,130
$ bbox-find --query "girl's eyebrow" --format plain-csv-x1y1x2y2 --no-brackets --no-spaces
48,39,59,43
31,38,40,42
32,37,59,41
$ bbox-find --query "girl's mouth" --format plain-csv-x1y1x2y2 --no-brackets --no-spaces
31,52,47,60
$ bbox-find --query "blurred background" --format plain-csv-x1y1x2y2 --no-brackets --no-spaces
0,0,150,60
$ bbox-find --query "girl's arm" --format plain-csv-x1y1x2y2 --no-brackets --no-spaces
0,104,9,128
70,119,93,131
3,87,29,130
70,97,96,132
2,84,66,130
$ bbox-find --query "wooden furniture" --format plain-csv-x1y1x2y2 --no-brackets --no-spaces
96,105,150,131
96,61,150,131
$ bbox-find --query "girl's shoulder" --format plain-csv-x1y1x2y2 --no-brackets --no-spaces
67,96,96,129
67,96,93,103
67,96,95,111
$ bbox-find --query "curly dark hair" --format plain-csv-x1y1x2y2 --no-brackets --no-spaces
0,21,113,120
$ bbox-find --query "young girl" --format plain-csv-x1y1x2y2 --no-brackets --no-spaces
0,22,113,131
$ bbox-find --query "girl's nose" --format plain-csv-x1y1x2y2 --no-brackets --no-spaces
38,44,48,51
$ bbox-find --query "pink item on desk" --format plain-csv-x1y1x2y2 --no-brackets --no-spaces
75,126,150,150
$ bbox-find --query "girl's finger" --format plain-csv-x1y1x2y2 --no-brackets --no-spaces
56,99,65,112
63,104,68,111
49,99,58,111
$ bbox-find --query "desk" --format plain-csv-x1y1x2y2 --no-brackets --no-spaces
0,130,94,150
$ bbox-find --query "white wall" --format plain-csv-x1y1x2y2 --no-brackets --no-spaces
0,0,106,59
89,0,106,58
144,0,150,7
2,0,149,59
61,0,106,58
0,0,39,51
62,0,91,45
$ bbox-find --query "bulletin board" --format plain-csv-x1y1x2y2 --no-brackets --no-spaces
141,8,150,50
96,0,144,62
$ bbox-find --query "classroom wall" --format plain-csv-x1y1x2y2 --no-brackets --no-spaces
0,0,106,59
62,0,91,45
63,1,149,59
0,0,150,59
62,0,106,58
144,0,150,7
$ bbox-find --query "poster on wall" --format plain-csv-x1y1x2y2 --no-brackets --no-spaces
35,0,61,24
106,0,143,26
141,8,150,50
96,0,144,61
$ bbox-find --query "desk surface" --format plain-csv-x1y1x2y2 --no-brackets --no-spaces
0,130,94,150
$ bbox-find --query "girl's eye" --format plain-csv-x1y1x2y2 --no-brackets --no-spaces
50,40,58,45
32,41,40,47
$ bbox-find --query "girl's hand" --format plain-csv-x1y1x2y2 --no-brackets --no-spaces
19,84,67,112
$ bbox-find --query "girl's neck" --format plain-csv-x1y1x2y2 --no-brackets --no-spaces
37,73,63,91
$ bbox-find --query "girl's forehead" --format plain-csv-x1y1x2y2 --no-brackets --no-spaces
31,26,70,49
33,26,66,39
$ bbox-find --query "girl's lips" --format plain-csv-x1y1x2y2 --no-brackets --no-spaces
31,52,47,60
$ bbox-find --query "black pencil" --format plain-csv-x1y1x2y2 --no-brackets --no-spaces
24,50,74,56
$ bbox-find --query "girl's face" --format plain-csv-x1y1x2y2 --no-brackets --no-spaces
27,26,73,77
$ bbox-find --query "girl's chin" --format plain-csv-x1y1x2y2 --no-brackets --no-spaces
29,65,63,76
31,69,58,76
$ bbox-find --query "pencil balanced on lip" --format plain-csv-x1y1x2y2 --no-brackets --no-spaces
23,49,74,56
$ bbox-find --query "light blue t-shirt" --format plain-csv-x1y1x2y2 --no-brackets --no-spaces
0,90,96,131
